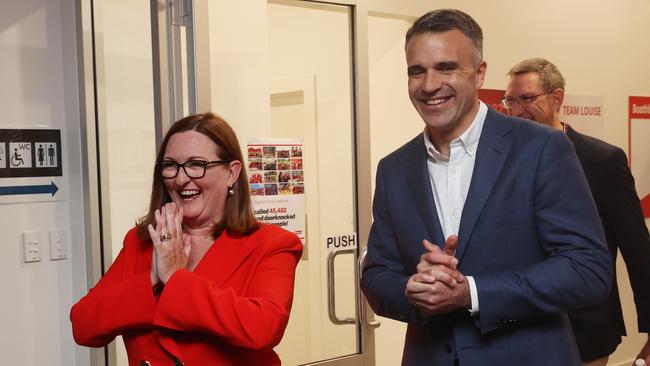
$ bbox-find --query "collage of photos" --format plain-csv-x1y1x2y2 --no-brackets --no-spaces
247,144,305,196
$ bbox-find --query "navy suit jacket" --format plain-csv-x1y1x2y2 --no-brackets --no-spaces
565,125,650,361
361,107,612,366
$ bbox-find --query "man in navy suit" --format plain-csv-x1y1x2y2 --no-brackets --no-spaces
504,58,650,366
360,9,612,366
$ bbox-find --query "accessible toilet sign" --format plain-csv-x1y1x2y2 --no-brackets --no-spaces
0,128,64,203
0,129,62,178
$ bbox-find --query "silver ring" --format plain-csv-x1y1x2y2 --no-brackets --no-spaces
160,231,172,242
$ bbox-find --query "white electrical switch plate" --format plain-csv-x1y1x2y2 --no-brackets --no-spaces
22,231,42,263
49,229,67,260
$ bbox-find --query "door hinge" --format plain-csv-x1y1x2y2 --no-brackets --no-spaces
171,0,190,27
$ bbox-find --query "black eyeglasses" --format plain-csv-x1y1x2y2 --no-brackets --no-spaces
158,160,231,179
500,92,548,109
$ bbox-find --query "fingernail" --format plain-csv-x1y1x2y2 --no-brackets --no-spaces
452,258,458,265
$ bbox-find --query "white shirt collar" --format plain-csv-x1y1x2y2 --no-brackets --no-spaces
423,101,488,162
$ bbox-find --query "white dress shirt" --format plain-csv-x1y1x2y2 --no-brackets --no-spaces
422,101,487,314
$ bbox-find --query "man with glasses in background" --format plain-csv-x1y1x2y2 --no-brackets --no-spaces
503,58,650,366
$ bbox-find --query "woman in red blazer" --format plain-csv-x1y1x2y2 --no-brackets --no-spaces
71,113,302,365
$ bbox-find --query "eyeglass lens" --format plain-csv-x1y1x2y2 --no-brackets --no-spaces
161,161,207,179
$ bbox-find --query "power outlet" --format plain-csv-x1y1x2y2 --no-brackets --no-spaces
22,231,42,263
49,229,67,260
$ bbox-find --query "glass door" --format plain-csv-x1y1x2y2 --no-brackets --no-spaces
266,2,362,364
153,0,378,365
80,0,378,365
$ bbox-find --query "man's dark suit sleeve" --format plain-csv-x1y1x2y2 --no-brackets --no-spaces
602,147,650,331
475,131,612,333
361,159,419,323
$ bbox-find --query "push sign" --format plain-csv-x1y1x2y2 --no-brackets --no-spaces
325,233,357,251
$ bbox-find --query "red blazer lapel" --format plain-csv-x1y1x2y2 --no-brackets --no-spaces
194,230,259,288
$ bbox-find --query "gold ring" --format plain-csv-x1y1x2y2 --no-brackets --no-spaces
160,231,172,242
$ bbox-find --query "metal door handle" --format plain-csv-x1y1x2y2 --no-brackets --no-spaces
327,249,357,325
358,249,380,328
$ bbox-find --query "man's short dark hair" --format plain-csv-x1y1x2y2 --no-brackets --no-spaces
508,58,566,92
405,9,483,65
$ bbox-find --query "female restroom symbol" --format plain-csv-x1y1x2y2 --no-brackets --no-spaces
38,145,45,166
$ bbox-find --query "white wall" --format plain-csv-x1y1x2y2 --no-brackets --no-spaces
367,2,650,365
0,0,84,364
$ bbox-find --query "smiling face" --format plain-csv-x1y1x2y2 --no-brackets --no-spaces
162,130,241,229
406,30,486,142
505,71,564,128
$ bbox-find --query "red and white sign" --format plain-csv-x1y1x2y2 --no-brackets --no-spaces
629,96,650,218
247,138,306,242
559,95,604,139
630,96,650,119
478,88,507,114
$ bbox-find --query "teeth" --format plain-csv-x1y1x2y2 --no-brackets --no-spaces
180,190,199,196
425,97,451,105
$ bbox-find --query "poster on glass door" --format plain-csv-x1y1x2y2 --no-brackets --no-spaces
247,138,306,243
629,96,650,218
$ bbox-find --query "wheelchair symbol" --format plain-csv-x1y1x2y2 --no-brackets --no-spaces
11,148,25,167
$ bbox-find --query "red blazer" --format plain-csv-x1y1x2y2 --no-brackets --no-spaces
71,224,302,366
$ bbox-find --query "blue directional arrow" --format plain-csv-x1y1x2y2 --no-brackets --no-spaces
0,181,59,197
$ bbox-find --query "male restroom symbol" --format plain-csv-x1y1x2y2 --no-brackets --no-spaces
48,144,55,166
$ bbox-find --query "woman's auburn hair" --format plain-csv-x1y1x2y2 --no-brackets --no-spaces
135,113,259,240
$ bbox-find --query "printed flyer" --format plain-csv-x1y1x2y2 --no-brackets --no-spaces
247,138,306,243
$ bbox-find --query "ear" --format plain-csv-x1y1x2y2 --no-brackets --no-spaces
550,88,565,113
475,60,487,89
227,160,242,187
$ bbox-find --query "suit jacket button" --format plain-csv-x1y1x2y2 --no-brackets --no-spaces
443,344,453,353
